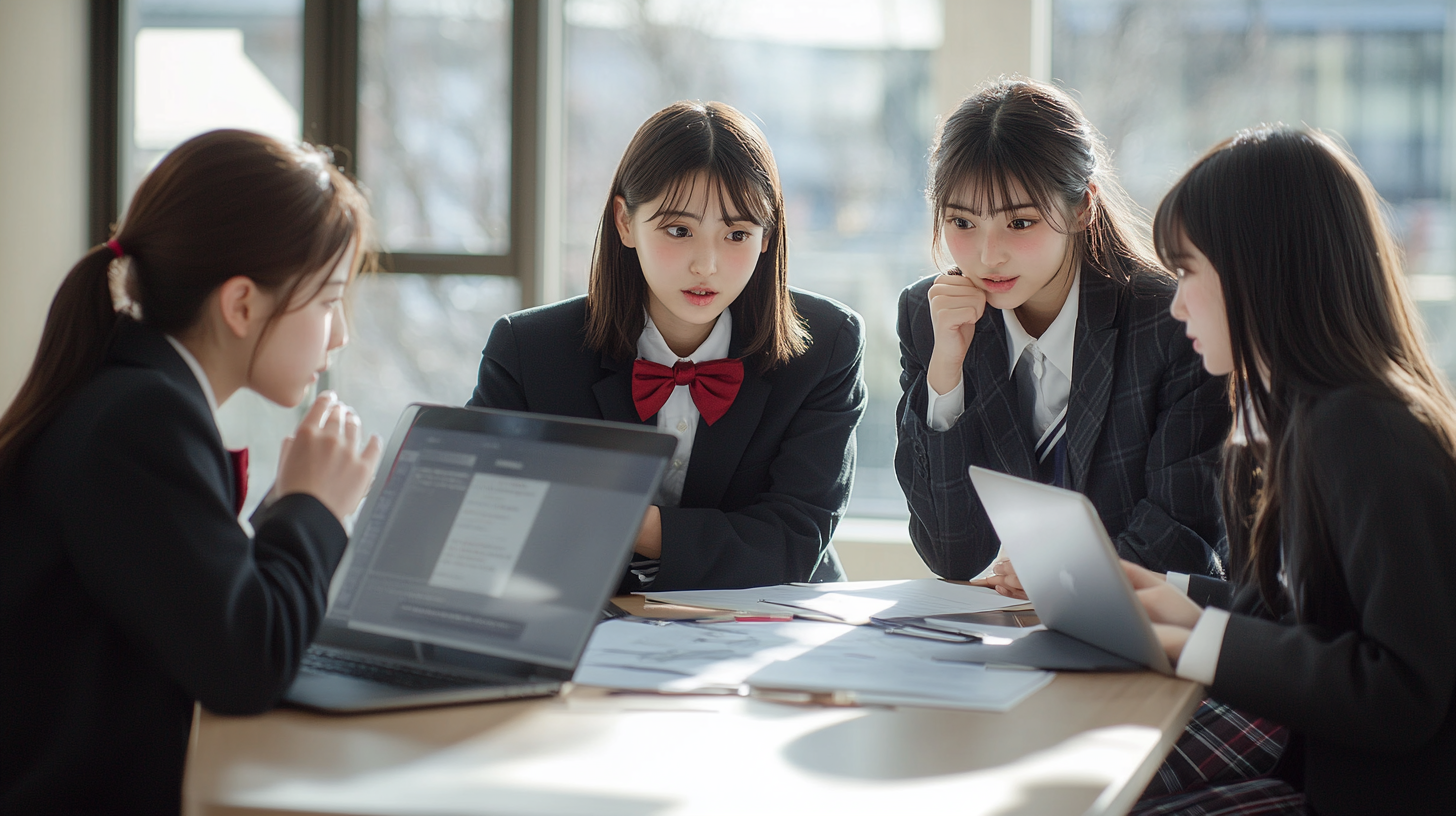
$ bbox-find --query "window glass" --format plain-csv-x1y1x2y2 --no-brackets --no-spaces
1053,0,1456,369
564,0,945,520
121,0,303,203
330,274,522,441
358,0,513,255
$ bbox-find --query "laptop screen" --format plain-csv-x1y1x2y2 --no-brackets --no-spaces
323,405,671,671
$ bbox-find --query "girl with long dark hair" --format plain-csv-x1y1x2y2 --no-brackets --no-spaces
1131,126,1456,814
0,130,383,814
896,78,1229,581
470,101,866,591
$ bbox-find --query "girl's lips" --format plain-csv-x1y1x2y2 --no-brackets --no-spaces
980,276,1018,294
683,289,717,307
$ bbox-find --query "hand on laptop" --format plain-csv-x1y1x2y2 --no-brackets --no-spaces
1122,560,1201,662
969,559,1029,600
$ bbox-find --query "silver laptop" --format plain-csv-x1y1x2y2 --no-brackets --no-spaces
968,466,1174,674
284,403,676,712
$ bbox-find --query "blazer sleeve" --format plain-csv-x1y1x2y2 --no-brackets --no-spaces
468,314,530,411
1188,573,1236,610
58,379,347,715
1209,393,1456,753
653,314,867,589
894,284,1002,578
1111,330,1229,575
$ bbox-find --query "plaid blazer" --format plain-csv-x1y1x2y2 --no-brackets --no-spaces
895,269,1231,578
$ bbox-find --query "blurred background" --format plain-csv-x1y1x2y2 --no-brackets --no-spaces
4,0,1453,573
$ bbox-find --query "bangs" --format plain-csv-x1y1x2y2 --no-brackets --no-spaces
647,166,775,228
935,132,1077,232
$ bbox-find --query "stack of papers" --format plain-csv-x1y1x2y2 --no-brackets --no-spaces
573,618,1052,712
641,579,1027,625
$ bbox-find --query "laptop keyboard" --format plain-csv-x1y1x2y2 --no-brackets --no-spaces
302,647,496,690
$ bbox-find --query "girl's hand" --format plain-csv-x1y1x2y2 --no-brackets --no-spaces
1151,623,1192,663
1121,559,1202,629
969,558,1029,600
275,392,384,523
926,270,987,395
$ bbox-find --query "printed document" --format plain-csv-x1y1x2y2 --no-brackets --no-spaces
427,472,549,597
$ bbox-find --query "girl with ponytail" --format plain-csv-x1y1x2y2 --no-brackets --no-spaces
0,129,383,815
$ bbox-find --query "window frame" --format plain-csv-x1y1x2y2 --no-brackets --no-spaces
88,0,563,307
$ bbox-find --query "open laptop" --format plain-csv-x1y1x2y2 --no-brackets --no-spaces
965,466,1174,674
284,403,677,713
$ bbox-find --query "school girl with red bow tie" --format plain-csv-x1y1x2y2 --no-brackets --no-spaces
0,130,382,815
469,101,867,592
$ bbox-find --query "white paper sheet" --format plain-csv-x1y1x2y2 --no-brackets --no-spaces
573,619,1053,712
573,619,854,693
642,579,1025,624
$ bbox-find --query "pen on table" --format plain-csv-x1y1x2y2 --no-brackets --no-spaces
693,613,795,624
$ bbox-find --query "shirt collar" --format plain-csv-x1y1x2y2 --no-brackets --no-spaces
1003,270,1080,381
638,308,733,366
163,334,222,422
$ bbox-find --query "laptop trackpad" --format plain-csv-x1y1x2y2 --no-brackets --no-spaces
931,629,1143,672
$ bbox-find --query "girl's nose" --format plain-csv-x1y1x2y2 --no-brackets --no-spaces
1170,281,1189,322
980,228,1007,268
688,245,716,276
328,305,349,351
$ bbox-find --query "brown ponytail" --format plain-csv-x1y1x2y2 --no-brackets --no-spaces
0,129,374,484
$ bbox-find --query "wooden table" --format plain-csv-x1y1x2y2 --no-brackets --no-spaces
182,598,1202,816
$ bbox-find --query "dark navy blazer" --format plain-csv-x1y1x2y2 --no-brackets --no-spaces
896,270,1231,579
0,319,345,815
468,289,867,591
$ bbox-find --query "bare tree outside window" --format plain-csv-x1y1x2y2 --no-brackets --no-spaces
1054,0,1456,368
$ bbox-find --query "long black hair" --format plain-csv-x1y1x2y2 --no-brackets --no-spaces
1154,126,1456,612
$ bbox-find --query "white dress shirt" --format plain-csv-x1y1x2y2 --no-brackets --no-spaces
628,309,733,589
928,272,1081,434
164,335,222,434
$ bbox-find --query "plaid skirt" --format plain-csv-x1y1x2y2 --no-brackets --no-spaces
1131,698,1304,816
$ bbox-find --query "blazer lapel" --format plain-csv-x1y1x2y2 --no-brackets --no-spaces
1066,273,1120,492
592,353,650,425
969,313,1037,480
679,327,768,509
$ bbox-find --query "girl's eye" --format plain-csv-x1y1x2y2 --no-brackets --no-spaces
728,230,751,242
1009,218,1036,230
666,225,691,238
949,217,972,229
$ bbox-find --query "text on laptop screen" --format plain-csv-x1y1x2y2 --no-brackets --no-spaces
325,424,661,669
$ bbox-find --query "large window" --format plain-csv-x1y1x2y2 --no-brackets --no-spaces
1052,0,1456,369
109,2,1456,539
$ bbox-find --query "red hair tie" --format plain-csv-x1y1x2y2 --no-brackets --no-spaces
105,239,124,258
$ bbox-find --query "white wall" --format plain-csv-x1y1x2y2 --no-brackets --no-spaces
0,0,89,408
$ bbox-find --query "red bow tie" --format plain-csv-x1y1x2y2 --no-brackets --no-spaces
632,358,744,426
228,447,249,516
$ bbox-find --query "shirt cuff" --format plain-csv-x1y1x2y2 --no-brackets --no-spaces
1174,606,1231,685
1166,571,1190,596
926,378,966,432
